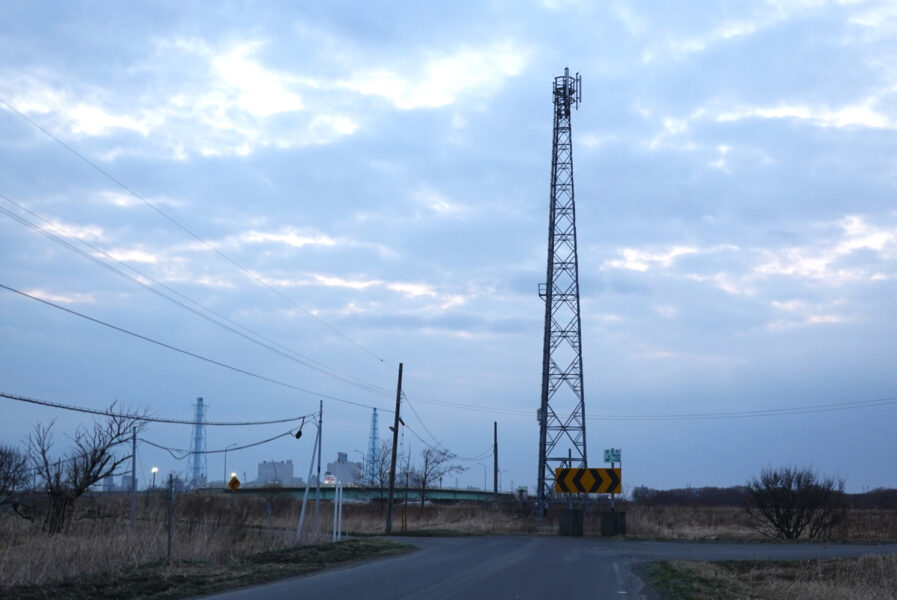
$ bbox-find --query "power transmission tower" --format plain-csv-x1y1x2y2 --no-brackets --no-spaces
366,408,379,484
188,397,207,489
537,67,586,513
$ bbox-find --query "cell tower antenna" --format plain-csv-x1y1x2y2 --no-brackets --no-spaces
188,397,207,489
537,67,587,513
366,408,379,484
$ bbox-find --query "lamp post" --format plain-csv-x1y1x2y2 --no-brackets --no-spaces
478,463,487,492
224,443,237,484
151,467,159,492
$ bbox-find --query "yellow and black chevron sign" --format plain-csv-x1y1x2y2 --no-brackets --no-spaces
554,468,621,494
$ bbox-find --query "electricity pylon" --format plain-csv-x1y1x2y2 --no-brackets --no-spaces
537,67,586,512
366,408,379,483
188,397,207,489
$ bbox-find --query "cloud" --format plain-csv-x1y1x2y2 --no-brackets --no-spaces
1,38,358,158
338,41,528,109
103,248,158,264
413,186,470,219
235,228,337,249
44,220,105,242
313,275,381,290
602,246,701,272
717,101,894,129
754,215,897,284
24,289,94,304
211,42,304,117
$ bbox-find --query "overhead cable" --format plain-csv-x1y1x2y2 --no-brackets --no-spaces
0,194,393,399
0,391,313,426
403,392,897,421
0,96,391,368
140,431,296,460
0,284,389,412
402,392,448,451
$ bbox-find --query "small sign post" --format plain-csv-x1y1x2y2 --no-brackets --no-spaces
603,449,621,508
228,475,241,492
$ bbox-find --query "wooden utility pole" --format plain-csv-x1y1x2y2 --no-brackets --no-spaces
130,427,137,530
493,421,498,504
314,400,322,527
385,363,403,534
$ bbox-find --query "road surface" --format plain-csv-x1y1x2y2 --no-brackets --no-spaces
200,536,897,599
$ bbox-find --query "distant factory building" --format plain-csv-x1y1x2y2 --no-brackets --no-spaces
257,459,293,485
326,452,362,485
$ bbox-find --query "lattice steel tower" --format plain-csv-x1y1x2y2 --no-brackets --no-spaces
366,408,379,484
537,67,586,510
187,397,207,489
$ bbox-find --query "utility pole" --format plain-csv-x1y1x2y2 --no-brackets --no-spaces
130,426,137,530
314,400,322,528
166,474,173,564
296,422,320,542
493,421,498,505
385,362,404,534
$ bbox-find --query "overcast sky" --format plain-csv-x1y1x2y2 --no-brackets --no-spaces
2,0,896,494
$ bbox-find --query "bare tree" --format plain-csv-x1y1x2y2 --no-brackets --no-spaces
411,448,464,510
0,444,29,509
360,441,399,507
745,466,849,540
27,407,147,533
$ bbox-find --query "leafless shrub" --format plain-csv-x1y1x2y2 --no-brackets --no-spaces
745,466,849,540
410,448,465,510
0,444,29,509
24,406,147,533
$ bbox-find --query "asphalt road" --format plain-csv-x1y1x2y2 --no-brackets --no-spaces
201,536,897,600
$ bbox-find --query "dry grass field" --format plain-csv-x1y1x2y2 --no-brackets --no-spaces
1,492,896,592
624,505,897,542
651,555,897,600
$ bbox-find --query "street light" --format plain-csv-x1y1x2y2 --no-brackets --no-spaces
478,463,487,492
151,467,159,491
224,443,237,484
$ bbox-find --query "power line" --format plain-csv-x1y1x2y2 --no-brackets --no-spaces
0,96,391,368
586,396,897,421
0,194,393,399
140,431,296,460
0,391,313,426
4,268,895,427
403,392,897,421
402,392,448,451
0,283,388,412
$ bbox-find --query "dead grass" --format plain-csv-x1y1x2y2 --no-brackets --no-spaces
0,493,332,587
0,538,413,600
649,555,897,600
2,494,895,591
342,501,543,536
624,506,760,540
624,506,897,542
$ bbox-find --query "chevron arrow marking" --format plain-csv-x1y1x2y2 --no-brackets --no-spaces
572,468,587,492
555,468,571,493
604,468,621,494
554,467,622,494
